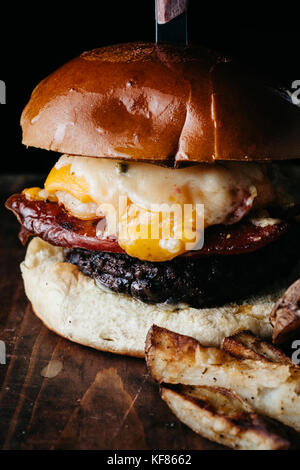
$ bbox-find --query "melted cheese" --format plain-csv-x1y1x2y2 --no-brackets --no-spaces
45,165,93,203
23,155,275,262
23,187,46,201
117,203,200,262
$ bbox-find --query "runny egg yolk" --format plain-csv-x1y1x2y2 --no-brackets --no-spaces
22,164,199,262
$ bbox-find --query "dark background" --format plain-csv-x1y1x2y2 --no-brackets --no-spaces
1,1,300,174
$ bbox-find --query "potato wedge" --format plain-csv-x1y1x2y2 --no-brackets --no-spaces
270,279,300,345
145,325,300,431
222,331,292,365
160,384,291,450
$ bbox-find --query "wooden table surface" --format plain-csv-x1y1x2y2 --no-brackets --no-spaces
0,174,226,451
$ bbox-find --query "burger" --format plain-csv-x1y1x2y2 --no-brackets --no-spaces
6,43,300,356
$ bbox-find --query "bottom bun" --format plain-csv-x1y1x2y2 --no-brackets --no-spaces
21,238,291,357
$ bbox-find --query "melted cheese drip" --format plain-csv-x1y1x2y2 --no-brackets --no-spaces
45,165,93,203
117,203,200,261
23,155,275,261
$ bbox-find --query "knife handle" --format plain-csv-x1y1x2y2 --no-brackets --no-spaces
156,0,188,24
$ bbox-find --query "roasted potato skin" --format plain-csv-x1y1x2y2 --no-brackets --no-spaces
270,279,300,346
160,384,291,450
222,331,293,364
145,325,300,433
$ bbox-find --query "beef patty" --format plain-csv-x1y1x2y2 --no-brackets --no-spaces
63,225,300,308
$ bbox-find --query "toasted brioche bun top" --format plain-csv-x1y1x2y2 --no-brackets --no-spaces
21,42,300,164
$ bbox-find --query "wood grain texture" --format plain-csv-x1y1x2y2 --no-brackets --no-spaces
0,174,224,450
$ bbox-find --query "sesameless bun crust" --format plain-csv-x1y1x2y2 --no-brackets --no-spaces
21,43,300,165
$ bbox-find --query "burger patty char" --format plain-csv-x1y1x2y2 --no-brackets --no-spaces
63,226,300,308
